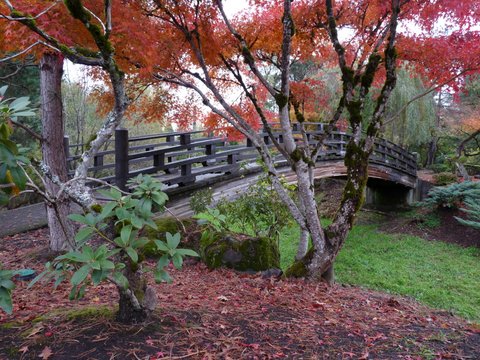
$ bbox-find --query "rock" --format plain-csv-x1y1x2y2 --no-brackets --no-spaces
200,232,280,272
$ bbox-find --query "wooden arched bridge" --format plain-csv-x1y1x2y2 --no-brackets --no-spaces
66,123,418,196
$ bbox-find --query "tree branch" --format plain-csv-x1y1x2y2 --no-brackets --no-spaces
9,118,43,142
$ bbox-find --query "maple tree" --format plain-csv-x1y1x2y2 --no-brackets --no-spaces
145,0,480,281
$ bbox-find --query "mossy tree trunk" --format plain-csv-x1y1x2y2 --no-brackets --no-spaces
116,264,157,324
286,0,401,282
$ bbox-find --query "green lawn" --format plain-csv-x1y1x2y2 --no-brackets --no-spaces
279,224,480,322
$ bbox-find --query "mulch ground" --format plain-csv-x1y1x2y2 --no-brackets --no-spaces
379,208,480,249
1,228,480,359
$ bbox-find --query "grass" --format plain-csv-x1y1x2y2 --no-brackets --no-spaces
279,223,480,322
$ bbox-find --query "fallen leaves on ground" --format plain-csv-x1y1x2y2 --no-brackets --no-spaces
0,228,479,359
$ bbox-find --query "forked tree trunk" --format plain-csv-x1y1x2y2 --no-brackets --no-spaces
40,53,75,251
116,266,157,324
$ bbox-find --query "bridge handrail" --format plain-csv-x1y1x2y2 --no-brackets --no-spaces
65,123,417,190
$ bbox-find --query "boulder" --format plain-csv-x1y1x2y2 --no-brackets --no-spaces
200,231,280,272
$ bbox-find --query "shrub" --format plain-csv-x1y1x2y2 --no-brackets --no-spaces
213,175,294,238
433,172,457,186
29,175,198,323
189,187,214,214
423,181,480,209
456,198,480,230
428,163,452,174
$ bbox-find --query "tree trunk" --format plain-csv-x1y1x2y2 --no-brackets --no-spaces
425,138,437,167
40,53,75,251
116,267,157,324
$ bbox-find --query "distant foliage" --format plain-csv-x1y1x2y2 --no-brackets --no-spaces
433,172,458,186
423,181,480,209
382,67,437,148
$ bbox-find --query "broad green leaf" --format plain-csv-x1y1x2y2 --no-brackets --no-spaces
172,253,183,269
100,260,115,270
152,192,168,207
98,188,122,201
113,272,129,289
131,237,150,249
154,239,169,252
175,248,200,257
154,269,172,283
166,232,181,249
68,213,90,225
145,218,158,230
68,286,77,300
12,111,36,117
130,215,144,229
28,268,49,288
71,264,90,286
9,97,30,110
75,227,94,243
77,284,86,299
91,269,108,286
156,254,170,269
125,247,138,263
99,201,117,219
114,236,127,248
121,225,133,245
0,287,13,314
53,274,66,289
94,245,109,259
0,279,15,290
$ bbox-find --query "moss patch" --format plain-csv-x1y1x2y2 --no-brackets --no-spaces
143,217,196,258
284,247,314,277
64,306,115,321
201,231,280,272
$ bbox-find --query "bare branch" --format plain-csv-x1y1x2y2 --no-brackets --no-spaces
0,1,58,21
9,118,43,142
215,0,278,97
84,6,106,34
0,41,59,63
105,0,112,35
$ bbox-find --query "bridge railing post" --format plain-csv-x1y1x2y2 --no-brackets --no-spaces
179,133,195,186
226,153,239,175
153,153,165,169
115,128,129,191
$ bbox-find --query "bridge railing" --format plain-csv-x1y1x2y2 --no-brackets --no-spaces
65,123,417,190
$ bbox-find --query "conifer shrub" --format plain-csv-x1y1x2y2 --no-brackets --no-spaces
423,181,480,209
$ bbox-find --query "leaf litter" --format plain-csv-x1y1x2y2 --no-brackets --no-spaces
1,228,479,359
